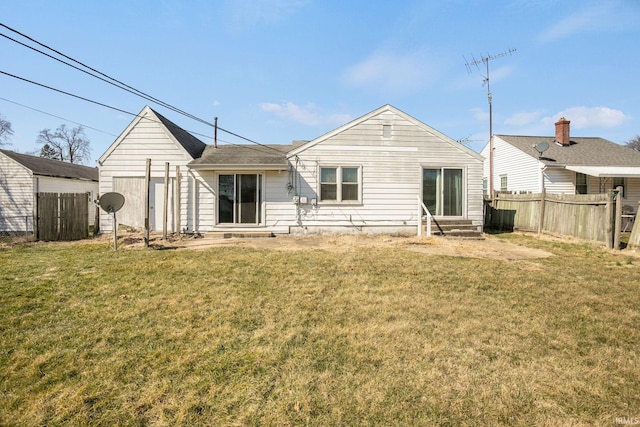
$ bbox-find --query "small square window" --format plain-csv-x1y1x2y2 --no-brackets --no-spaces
383,125,391,138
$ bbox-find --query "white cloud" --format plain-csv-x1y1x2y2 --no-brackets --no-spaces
342,49,441,95
504,111,542,126
471,107,489,122
260,102,351,127
500,106,629,136
544,106,628,129
536,2,636,43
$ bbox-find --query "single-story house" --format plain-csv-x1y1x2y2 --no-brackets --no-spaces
98,104,484,234
0,149,99,233
481,118,640,212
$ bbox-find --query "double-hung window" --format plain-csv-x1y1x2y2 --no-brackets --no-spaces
576,172,588,194
319,166,361,203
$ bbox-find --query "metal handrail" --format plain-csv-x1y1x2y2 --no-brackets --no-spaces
416,196,432,237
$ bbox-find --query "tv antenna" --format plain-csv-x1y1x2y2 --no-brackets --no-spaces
464,48,516,198
98,192,125,251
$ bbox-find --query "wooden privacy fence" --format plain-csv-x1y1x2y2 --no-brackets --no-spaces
485,189,623,248
37,192,90,241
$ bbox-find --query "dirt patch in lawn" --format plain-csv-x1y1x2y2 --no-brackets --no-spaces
143,233,553,260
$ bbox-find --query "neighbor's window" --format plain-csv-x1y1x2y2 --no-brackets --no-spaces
613,177,625,198
482,178,488,195
319,166,361,202
576,172,588,194
500,174,508,192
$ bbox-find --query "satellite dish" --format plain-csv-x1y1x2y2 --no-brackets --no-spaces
98,192,125,213
98,192,125,251
533,142,549,158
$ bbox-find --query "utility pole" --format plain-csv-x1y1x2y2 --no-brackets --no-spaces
465,48,516,199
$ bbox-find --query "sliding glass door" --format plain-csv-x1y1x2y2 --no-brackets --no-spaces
422,168,463,216
218,174,263,225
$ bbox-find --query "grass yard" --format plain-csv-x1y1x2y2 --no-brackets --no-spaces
1,234,639,426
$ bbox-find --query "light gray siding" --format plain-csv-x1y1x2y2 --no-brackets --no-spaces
193,170,295,233
0,152,33,231
290,107,484,233
1,152,98,232
99,109,202,232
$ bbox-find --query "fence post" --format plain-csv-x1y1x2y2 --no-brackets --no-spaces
614,186,622,250
163,162,169,240
144,158,151,247
175,165,181,234
538,187,546,234
605,192,613,249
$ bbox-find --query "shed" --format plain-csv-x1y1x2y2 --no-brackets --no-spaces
0,149,98,233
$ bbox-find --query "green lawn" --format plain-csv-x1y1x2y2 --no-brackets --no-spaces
1,235,639,426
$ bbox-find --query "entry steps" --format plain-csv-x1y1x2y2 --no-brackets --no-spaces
425,218,484,239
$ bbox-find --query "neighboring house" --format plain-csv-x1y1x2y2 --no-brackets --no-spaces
0,149,99,232
98,104,484,234
481,118,640,212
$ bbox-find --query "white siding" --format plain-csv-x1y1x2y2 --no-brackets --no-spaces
193,170,295,233
483,136,542,193
292,109,484,233
99,109,202,232
543,168,575,194
0,153,33,231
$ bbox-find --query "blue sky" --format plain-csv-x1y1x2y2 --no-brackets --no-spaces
1,0,639,164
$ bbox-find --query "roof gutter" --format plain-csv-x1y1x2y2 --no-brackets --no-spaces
187,163,288,171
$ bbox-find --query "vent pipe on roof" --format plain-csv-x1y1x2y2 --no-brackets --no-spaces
214,117,218,149
555,117,570,146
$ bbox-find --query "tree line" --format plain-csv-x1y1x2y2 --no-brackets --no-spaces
0,113,91,164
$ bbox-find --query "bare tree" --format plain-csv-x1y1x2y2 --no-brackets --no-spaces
625,135,640,152
0,114,13,146
39,143,60,160
36,124,91,164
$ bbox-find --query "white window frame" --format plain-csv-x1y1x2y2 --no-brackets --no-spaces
500,174,508,192
318,165,362,204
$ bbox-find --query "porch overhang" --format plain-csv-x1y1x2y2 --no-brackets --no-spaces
565,165,640,178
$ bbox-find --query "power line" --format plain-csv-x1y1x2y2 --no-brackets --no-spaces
1,70,137,117
0,96,118,137
1,22,284,154
0,22,210,127
0,79,283,155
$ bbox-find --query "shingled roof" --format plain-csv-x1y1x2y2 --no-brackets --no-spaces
1,149,98,181
153,109,207,159
188,144,291,169
495,135,640,167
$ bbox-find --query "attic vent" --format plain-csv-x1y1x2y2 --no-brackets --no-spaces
383,124,392,138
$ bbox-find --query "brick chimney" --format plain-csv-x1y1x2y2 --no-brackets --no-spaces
555,117,571,146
